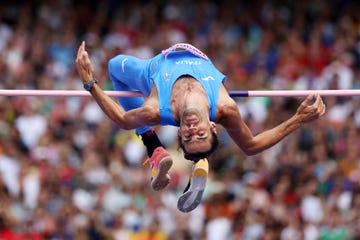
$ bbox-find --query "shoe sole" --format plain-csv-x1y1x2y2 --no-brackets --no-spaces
151,157,173,191
177,167,207,212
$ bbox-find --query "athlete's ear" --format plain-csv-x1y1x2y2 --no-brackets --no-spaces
178,128,181,137
210,122,217,134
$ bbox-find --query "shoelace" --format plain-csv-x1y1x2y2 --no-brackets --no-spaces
142,158,151,167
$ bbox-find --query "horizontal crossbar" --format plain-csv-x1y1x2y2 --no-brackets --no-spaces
0,89,359,97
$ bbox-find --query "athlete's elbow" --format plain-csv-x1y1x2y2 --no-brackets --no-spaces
113,121,127,130
140,106,158,125
113,117,134,130
241,145,261,156
242,148,258,156
108,55,127,75
120,124,134,131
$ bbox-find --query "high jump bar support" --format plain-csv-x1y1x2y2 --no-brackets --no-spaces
0,89,359,97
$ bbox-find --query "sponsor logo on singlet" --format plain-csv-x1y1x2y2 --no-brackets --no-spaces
202,76,215,81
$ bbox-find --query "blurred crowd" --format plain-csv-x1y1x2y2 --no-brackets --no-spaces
1,0,360,239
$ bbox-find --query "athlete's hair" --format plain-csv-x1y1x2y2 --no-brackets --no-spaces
178,130,219,162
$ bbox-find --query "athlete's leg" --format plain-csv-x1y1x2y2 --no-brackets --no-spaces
108,54,172,191
108,54,160,148
177,158,209,212
108,55,152,135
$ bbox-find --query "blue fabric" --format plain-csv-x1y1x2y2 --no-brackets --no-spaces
108,55,153,135
151,50,226,126
108,45,226,134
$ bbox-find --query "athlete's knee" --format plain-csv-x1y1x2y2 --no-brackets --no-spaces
108,55,127,74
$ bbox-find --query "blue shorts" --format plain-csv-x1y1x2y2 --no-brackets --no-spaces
108,54,157,135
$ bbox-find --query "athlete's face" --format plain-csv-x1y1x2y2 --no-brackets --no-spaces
178,108,216,154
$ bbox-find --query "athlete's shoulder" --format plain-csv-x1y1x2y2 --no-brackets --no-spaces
217,86,238,111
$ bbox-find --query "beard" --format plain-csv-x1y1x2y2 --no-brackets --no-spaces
180,107,204,126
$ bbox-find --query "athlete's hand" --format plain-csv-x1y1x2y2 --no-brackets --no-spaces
75,41,94,83
295,94,326,123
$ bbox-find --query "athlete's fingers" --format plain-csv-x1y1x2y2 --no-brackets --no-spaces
303,94,315,106
76,41,85,62
313,94,322,106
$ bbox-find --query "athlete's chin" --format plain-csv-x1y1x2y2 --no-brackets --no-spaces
181,108,201,123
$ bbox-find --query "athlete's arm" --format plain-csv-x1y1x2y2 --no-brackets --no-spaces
218,91,326,155
89,84,158,129
75,41,157,129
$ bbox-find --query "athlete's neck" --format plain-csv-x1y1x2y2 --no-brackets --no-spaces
171,76,209,122
176,89,209,123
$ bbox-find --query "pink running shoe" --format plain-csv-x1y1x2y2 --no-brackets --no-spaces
145,147,173,191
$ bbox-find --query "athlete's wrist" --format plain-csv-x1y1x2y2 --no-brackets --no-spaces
83,78,98,92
